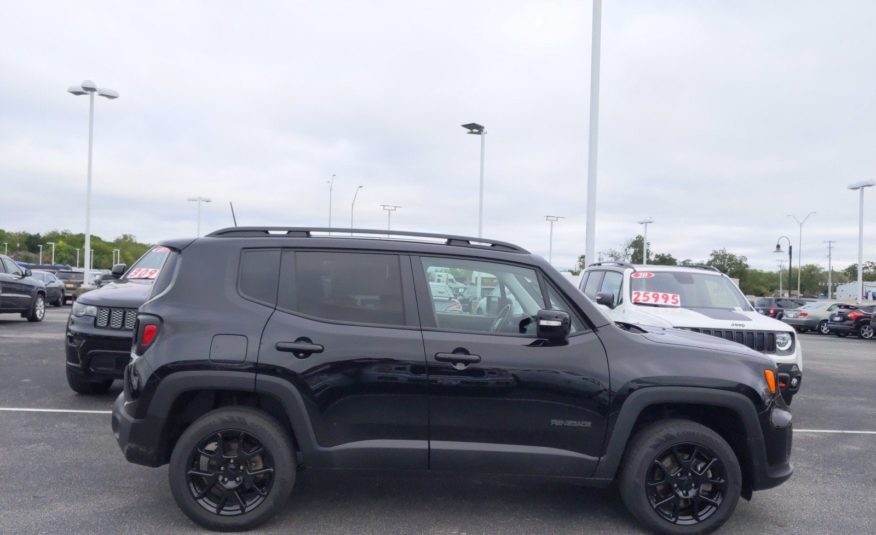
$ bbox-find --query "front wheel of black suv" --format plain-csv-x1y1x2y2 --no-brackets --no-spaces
619,419,741,535
169,407,296,532
26,294,45,322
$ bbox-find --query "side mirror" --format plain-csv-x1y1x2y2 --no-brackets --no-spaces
111,263,127,279
23,268,32,278
536,309,571,344
595,292,615,309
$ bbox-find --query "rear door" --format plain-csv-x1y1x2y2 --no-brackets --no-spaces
257,250,428,469
415,255,610,477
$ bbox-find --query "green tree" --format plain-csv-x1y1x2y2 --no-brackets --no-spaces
706,249,749,280
651,253,678,265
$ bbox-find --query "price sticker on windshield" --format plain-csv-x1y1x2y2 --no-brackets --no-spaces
632,290,681,306
630,272,655,279
127,268,160,279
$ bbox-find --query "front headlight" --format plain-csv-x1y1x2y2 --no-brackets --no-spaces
72,302,97,317
775,332,793,352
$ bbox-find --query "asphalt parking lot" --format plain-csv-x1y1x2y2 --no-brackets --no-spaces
1,308,874,534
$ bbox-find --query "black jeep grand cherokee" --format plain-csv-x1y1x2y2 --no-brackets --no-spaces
112,228,792,534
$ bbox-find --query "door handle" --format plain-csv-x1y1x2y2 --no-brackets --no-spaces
434,351,481,365
276,338,324,359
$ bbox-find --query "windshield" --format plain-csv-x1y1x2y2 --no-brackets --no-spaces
630,271,751,310
125,246,171,280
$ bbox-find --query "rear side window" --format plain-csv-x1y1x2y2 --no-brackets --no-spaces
238,249,280,306
281,251,404,326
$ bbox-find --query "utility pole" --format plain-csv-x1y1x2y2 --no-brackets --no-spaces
380,205,401,236
825,240,835,300
788,212,815,297
584,0,603,268
545,216,564,264
637,217,654,265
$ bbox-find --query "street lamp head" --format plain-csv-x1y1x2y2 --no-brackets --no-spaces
848,180,876,190
67,85,88,96
774,244,783,253
97,88,119,100
80,80,97,92
637,217,654,225
461,123,485,135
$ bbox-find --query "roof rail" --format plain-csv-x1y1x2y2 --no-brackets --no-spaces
587,261,634,269
682,264,722,273
206,227,529,253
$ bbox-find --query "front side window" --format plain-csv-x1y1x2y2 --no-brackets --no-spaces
2,257,22,276
289,251,404,326
545,284,586,334
420,257,545,336
582,271,604,299
599,271,623,306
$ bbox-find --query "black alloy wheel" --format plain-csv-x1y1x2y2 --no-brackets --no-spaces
645,444,727,525
186,430,275,516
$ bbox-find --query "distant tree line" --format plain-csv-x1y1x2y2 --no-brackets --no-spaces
0,229,151,269
568,235,874,297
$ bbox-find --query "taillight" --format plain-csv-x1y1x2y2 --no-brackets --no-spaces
769,308,776,316
799,311,808,318
134,314,161,355
848,311,863,321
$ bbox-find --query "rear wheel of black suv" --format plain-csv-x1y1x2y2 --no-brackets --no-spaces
169,407,296,532
619,419,741,535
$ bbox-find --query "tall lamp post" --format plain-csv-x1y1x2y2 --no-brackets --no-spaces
545,215,564,264
327,174,336,229
777,261,785,297
47,242,56,265
637,217,654,265
38,244,43,265
788,212,815,297
380,204,401,236
350,186,364,234
112,248,121,265
584,0,603,268
848,180,875,303
825,240,836,300
68,80,118,288
2,243,6,255
461,123,486,238
187,197,212,237
774,236,793,298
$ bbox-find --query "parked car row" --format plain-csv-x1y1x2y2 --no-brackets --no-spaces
778,300,876,340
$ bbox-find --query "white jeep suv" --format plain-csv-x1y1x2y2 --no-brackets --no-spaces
579,262,803,404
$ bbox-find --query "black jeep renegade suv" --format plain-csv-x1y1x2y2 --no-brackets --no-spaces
112,228,792,534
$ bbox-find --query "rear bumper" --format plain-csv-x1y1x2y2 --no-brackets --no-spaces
111,393,167,467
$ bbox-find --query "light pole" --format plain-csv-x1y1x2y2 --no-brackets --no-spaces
112,248,121,265
187,197,212,237
47,242,56,265
637,217,654,265
380,204,401,236
788,212,815,297
350,186,364,234
545,215,564,264
848,180,875,303
2,243,6,255
777,260,785,297
774,236,793,298
38,244,43,264
584,0,603,268
68,80,118,288
461,123,486,238
327,174,336,229
825,240,836,300
76,248,80,268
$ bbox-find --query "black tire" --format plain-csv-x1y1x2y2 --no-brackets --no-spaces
65,367,113,395
26,294,45,322
818,321,830,335
619,419,741,535
169,407,296,532
858,324,874,340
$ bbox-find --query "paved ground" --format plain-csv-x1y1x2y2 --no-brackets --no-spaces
1,308,874,534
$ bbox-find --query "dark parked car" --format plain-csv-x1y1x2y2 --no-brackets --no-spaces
30,270,66,307
65,246,170,394
56,270,84,303
753,297,804,320
0,254,46,322
826,305,875,339
112,228,792,534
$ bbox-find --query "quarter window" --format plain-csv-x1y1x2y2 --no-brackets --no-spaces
286,252,405,326
238,249,280,306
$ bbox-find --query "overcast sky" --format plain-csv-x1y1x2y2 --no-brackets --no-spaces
1,0,875,271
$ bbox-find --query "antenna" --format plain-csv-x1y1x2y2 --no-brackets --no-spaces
229,202,238,227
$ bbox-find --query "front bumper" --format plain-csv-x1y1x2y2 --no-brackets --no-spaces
66,314,133,380
750,401,794,491
111,393,167,467
777,363,802,395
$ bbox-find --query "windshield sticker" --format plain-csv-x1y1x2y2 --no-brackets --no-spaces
127,268,160,279
630,272,655,279
152,246,170,253
632,290,681,306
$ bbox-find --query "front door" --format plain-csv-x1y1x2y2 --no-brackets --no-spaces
413,256,610,477
257,250,428,469
0,257,29,310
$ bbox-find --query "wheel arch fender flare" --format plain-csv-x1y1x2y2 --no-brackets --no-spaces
594,387,763,480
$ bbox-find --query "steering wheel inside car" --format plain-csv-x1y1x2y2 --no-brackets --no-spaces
489,303,512,333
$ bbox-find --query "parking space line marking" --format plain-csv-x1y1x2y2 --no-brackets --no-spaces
794,429,876,435
0,407,112,415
